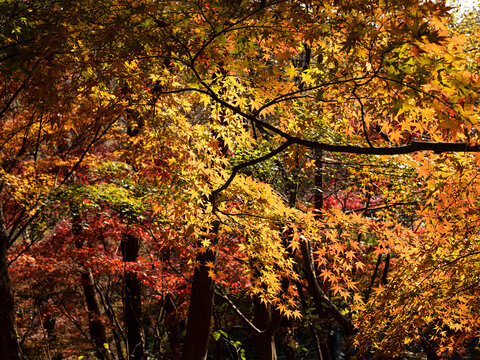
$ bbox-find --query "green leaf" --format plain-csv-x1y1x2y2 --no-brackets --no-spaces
213,330,222,341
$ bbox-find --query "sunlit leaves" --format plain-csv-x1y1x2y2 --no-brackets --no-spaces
2,0,480,357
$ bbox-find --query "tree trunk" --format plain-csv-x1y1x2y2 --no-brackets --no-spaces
181,70,227,360
297,280,325,360
0,202,21,360
420,335,440,360
121,233,144,360
253,298,278,360
38,301,62,360
181,223,219,360
381,253,390,285
80,271,111,360
121,110,145,360
300,241,356,337
165,294,181,359
72,212,111,360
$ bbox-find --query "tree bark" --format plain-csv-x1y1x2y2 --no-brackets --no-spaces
300,241,356,336
381,253,390,285
80,270,111,360
420,335,440,360
181,223,219,360
72,212,111,360
37,300,62,360
0,203,21,360
120,109,145,360
165,294,181,359
121,233,144,360
297,280,326,360
253,298,279,360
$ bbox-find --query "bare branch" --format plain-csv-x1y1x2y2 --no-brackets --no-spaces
211,140,292,199
215,290,264,335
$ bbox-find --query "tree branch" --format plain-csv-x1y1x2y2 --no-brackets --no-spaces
215,290,264,335
185,73,480,155
211,140,292,199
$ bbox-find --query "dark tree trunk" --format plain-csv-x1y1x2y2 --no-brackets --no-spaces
297,280,326,360
181,223,219,360
165,294,181,359
38,300,62,360
310,149,356,347
0,202,21,360
181,71,227,360
314,148,324,212
420,335,440,360
253,298,279,360
121,233,144,360
213,307,224,360
121,110,145,360
381,253,390,285
365,254,382,302
80,271,111,360
96,285,125,360
72,211,111,360
0,214,21,360
300,241,356,337
320,341,331,360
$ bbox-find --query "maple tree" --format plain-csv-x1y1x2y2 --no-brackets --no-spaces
1,0,480,359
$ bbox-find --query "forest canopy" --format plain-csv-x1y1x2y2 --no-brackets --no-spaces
0,0,479,359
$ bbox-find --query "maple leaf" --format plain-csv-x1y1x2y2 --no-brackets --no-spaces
286,63,299,79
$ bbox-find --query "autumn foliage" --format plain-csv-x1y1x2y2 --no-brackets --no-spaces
1,0,480,359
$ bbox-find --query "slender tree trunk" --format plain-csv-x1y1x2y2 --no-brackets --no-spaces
37,299,62,360
80,270,111,360
72,211,111,360
181,223,219,360
212,307,225,360
302,150,356,336
0,204,21,360
121,110,146,360
180,66,229,359
300,241,356,337
253,298,279,360
381,253,390,285
320,341,331,360
420,335,440,360
314,148,324,213
165,294,181,359
309,149,334,359
365,254,382,302
297,280,325,360
121,233,144,360
96,284,126,360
